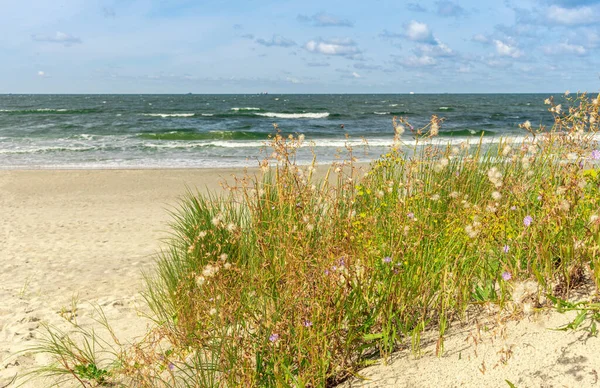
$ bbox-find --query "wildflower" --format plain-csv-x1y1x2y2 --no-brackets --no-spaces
591,150,600,160
306,224,314,231
168,363,175,371
407,212,415,219
302,215,310,223
510,206,517,211
202,264,219,278
220,253,228,261
567,152,578,161
430,121,439,137
302,320,313,327
522,120,532,130
209,308,217,316
298,134,305,142
196,276,206,287
198,231,207,238
523,215,533,227
383,256,392,263
503,245,510,253
590,214,599,223
269,333,279,343
226,223,237,232
502,145,512,156
564,90,570,96
491,191,502,200
449,191,459,198
544,98,551,105
559,199,570,212
224,262,232,270
486,205,497,213
431,194,440,201
554,104,562,114
465,224,479,239
593,98,599,106
487,167,503,188
502,271,512,281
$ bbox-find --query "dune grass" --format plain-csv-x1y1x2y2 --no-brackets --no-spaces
24,92,600,387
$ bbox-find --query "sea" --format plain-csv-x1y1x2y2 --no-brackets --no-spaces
0,94,562,169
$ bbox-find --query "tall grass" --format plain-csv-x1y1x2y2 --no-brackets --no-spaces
26,92,600,387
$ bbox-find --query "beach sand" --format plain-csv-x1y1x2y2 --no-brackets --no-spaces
2,168,600,388
0,168,246,387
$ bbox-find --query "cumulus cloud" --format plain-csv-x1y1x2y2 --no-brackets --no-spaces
472,33,490,43
37,71,47,77
297,12,354,27
436,0,467,17
399,55,437,67
305,38,362,59
32,31,82,45
404,21,436,44
494,39,523,58
255,35,296,47
544,42,587,55
546,5,599,24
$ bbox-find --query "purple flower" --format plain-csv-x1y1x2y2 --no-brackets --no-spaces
591,150,600,160
338,257,346,267
269,333,279,342
168,363,175,371
407,212,415,219
523,215,533,227
383,256,392,263
502,271,512,281
503,245,509,254
302,320,313,327
324,269,330,276
510,206,517,211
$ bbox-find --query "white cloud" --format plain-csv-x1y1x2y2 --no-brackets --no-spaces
352,72,361,78
405,21,436,44
37,71,46,77
472,34,490,44
298,12,354,27
544,42,587,55
494,40,523,58
305,38,361,58
32,31,82,45
546,5,599,24
255,35,296,47
399,55,437,67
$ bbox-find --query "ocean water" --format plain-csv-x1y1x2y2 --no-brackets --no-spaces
0,94,559,169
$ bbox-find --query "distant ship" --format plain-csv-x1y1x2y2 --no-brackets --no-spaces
259,91,269,95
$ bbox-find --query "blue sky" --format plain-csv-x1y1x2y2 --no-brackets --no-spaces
2,0,600,93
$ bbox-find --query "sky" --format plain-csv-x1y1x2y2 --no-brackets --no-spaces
2,0,600,93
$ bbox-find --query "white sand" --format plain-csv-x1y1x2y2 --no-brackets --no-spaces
2,169,599,388
340,298,600,387
0,169,241,387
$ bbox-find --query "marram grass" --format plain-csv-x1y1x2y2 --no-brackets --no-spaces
23,92,600,387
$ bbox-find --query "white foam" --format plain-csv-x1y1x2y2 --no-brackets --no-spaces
389,104,399,107
374,112,390,115
201,113,214,116
141,113,195,118
254,112,330,119
231,107,260,111
439,107,452,110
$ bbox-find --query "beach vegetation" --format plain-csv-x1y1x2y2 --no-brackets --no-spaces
25,92,600,387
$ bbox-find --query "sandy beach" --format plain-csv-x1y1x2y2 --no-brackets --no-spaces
2,168,600,388
0,168,246,387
